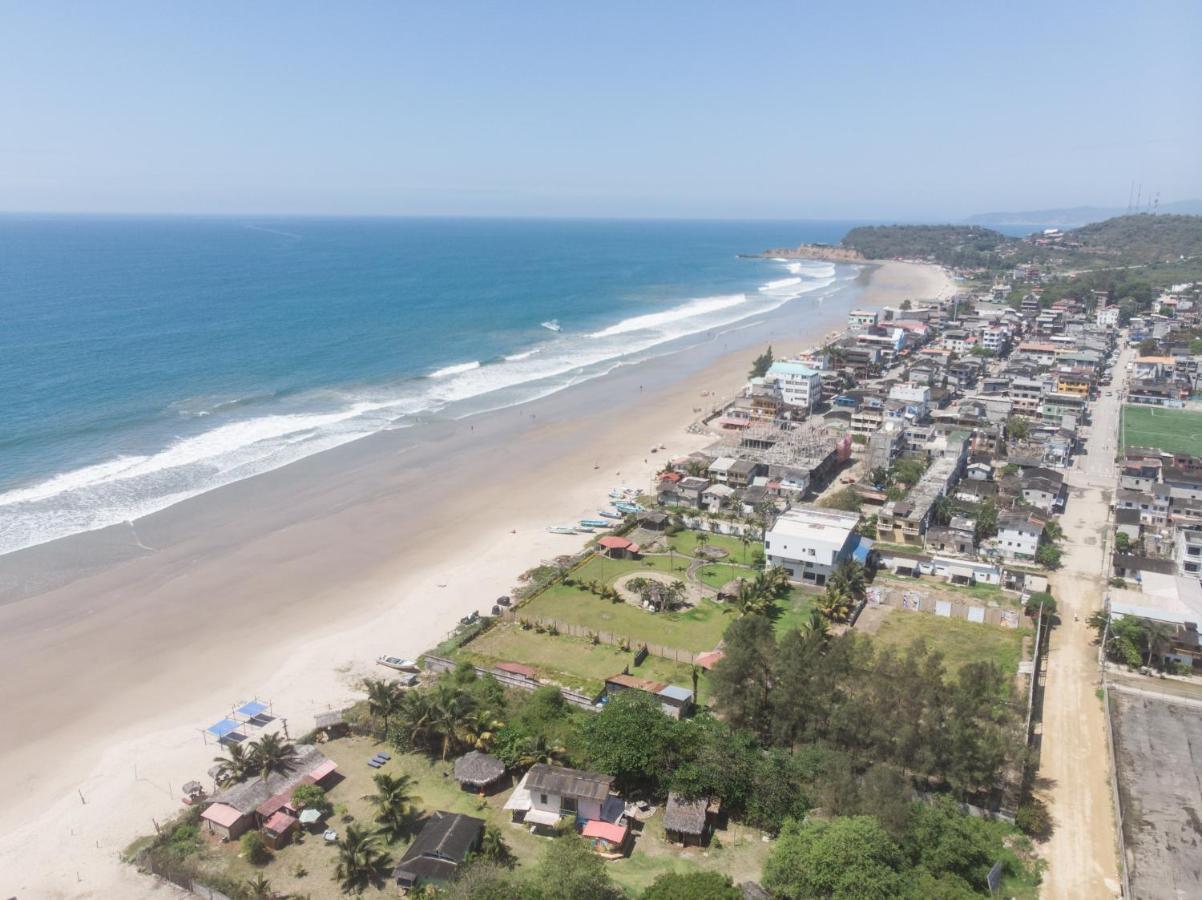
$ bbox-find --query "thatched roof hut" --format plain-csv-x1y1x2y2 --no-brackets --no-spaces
663,791,711,845
453,751,505,791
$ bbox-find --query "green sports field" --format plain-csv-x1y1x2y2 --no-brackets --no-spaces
1122,404,1202,456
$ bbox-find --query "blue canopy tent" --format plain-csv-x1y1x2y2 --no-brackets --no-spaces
236,700,269,719
204,717,243,744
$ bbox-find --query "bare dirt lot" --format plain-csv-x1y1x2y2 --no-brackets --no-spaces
1110,685,1202,899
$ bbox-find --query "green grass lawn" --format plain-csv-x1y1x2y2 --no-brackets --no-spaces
695,561,753,590
868,609,1029,677
1121,404,1202,456
769,587,818,637
522,583,732,652
458,623,703,698
666,529,763,563
569,554,691,585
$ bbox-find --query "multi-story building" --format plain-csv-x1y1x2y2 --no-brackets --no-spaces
765,506,869,587
847,309,880,332
764,361,823,413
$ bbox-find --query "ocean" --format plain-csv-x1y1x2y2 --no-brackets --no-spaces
0,215,868,556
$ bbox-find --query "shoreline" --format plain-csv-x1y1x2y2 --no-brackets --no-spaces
0,260,953,897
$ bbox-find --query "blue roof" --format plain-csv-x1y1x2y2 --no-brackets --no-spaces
206,718,240,738
236,700,268,718
851,536,874,564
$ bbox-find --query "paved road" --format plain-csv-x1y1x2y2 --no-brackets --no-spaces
1037,342,1132,899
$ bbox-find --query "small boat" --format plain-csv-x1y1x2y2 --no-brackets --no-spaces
580,519,610,528
598,508,622,519
548,525,577,535
608,489,625,499
614,501,644,513
377,656,420,672
541,319,562,332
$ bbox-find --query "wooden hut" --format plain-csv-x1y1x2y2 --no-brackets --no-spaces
663,792,717,846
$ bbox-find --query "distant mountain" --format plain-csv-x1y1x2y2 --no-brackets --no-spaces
966,200,1202,230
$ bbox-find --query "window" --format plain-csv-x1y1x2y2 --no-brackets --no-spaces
561,797,577,813
539,793,548,805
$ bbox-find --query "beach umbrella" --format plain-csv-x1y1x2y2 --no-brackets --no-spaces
181,780,202,795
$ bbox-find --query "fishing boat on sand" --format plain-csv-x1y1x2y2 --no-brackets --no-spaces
598,508,622,519
580,519,610,528
548,525,577,534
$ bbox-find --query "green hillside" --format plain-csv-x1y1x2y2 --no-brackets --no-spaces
840,224,1011,267
1069,214,1202,263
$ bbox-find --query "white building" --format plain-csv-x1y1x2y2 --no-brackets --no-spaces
1096,306,1120,327
848,309,880,332
765,361,823,412
765,506,869,586
996,511,1043,561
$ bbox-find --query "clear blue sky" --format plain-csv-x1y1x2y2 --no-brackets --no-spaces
1,1,1198,219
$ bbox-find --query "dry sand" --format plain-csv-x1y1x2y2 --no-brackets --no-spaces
0,260,952,897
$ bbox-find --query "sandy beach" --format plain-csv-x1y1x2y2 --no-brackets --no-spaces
0,260,953,898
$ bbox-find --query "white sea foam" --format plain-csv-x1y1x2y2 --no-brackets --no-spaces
429,361,481,378
760,276,803,291
0,259,850,556
588,293,748,339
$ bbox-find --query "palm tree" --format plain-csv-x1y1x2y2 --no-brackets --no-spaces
818,586,853,623
827,559,866,602
366,772,421,843
363,678,405,739
930,493,952,527
429,684,474,761
515,733,566,768
1142,621,1176,668
803,608,831,644
212,743,254,787
764,565,791,597
459,706,504,751
397,689,435,752
249,732,299,782
243,874,276,899
695,530,710,558
333,825,390,893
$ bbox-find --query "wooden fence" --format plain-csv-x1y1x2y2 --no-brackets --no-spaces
421,653,600,710
497,610,701,665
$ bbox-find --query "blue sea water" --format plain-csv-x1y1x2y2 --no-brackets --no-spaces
0,215,866,554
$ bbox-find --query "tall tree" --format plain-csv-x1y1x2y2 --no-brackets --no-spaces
249,733,299,783
363,677,405,738
333,825,390,893
366,772,421,843
709,615,777,739
763,816,906,900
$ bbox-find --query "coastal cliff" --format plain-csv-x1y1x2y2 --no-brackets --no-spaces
741,244,866,262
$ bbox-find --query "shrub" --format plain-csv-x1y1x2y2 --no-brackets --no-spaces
240,831,272,866
1015,798,1053,841
292,784,331,816
167,823,201,858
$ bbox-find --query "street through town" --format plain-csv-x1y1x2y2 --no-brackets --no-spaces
1036,344,1131,898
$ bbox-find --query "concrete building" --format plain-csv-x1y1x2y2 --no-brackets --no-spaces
765,361,823,413
848,309,880,331
765,506,870,587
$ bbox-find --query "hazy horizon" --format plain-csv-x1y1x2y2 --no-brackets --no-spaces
2,1,1199,220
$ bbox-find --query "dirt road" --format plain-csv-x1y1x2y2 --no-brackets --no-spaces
1036,345,1132,898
